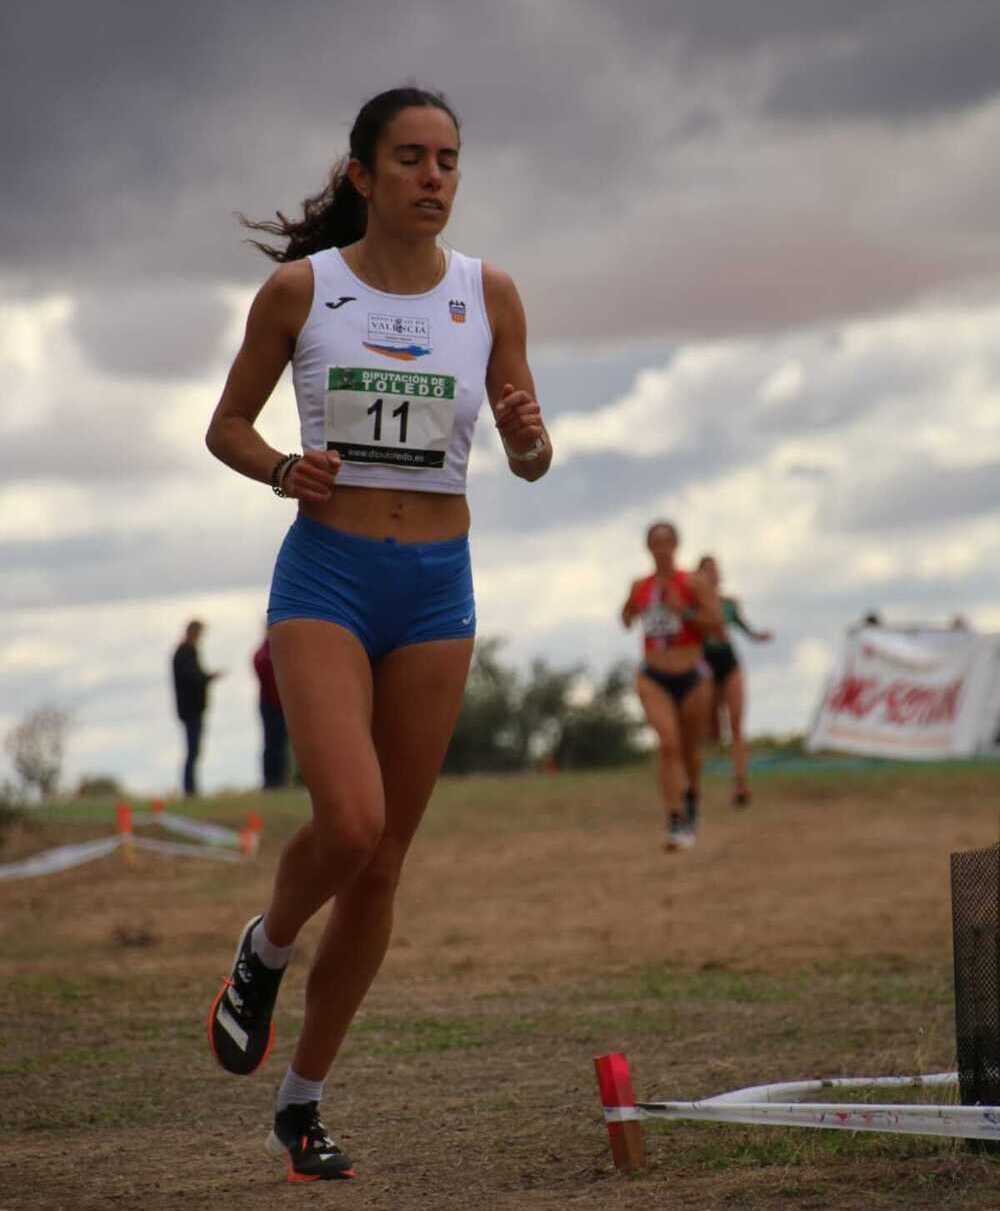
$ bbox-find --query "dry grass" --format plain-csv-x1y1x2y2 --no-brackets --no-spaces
2,761,1000,1208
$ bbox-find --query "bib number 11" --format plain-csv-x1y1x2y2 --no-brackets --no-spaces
326,366,456,469
367,398,409,444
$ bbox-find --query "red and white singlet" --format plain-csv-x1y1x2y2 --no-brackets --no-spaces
629,571,701,655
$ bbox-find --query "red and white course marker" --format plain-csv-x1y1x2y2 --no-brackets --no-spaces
594,1052,645,1172
595,1055,1000,1165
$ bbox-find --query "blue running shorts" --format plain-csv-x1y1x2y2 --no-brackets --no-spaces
267,515,476,664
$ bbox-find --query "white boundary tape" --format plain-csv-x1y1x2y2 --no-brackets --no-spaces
694,1072,958,1103
145,811,245,848
0,804,259,881
0,836,123,882
604,1071,1000,1142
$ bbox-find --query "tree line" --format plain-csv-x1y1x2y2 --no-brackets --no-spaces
442,638,646,774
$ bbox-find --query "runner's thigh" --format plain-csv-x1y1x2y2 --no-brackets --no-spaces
372,637,474,843
268,618,381,819
679,675,711,737
725,666,746,727
637,674,682,749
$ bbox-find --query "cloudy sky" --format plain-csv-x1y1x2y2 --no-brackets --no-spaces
4,0,1000,795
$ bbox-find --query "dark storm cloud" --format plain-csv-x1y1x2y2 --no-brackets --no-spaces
5,0,1000,302
527,212,997,345
0,0,630,286
2,517,282,610
69,284,232,379
754,349,932,437
765,4,1000,121
619,0,1000,121
470,434,745,538
529,343,676,421
0,403,187,483
603,0,875,54
833,460,1000,532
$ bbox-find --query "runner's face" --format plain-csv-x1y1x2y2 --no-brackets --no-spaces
701,559,719,588
647,526,677,561
366,106,460,237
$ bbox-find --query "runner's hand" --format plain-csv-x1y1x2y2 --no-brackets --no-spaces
284,451,341,502
665,585,686,612
495,382,544,455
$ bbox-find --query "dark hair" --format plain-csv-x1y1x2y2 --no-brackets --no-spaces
646,520,679,546
697,554,716,570
240,87,461,261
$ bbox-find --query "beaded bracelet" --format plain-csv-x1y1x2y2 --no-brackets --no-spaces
270,453,301,497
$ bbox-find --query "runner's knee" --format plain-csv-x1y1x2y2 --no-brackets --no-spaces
310,795,384,868
355,840,409,900
657,733,682,760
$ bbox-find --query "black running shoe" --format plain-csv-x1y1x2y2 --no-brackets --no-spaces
207,914,285,1075
683,787,700,831
266,1101,356,1182
664,812,694,852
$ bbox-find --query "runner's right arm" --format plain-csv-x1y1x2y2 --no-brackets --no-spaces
621,582,640,628
206,261,339,501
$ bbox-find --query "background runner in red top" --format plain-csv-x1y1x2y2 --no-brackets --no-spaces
622,522,721,852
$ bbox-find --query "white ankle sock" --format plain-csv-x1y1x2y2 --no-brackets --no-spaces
276,1067,325,1112
251,918,294,970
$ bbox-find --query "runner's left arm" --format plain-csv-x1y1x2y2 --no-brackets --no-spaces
482,263,552,482
730,598,773,642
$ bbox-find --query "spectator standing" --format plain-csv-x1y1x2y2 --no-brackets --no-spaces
171,619,222,797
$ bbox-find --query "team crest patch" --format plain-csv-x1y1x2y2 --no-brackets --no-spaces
364,313,431,361
449,299,466,323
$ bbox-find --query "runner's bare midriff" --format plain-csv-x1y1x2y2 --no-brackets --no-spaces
301,484,470,543
641,646,703,676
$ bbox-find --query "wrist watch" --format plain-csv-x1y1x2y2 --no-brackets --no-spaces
504,435,547,462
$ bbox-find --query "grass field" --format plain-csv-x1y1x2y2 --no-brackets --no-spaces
3,760,1000,1209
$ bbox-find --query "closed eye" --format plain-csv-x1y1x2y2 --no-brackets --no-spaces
394,143,459,170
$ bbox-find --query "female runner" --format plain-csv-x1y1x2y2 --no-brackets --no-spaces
204,86,551,1182
621,522,720,850
697,555,773,807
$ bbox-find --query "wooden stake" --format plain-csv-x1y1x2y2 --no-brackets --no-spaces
241,811,263,858
115,801,135,867
594,1052,645,1172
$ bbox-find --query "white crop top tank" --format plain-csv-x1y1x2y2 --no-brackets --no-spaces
292,247,493,494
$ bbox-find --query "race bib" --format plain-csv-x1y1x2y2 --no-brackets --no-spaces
325,367,456,469
643,603,681,639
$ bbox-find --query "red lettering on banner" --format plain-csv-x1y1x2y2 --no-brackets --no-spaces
826,676,879,717
826,676,962,727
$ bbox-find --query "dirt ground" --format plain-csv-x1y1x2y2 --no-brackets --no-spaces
2,761,1000,1209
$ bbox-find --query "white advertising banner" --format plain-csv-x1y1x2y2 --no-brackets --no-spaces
807,627,1000,759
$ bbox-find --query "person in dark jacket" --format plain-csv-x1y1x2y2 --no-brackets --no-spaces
253,633,288,789
171,619,222,797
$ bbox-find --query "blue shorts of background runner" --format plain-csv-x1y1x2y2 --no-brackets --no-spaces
267,514,476,664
